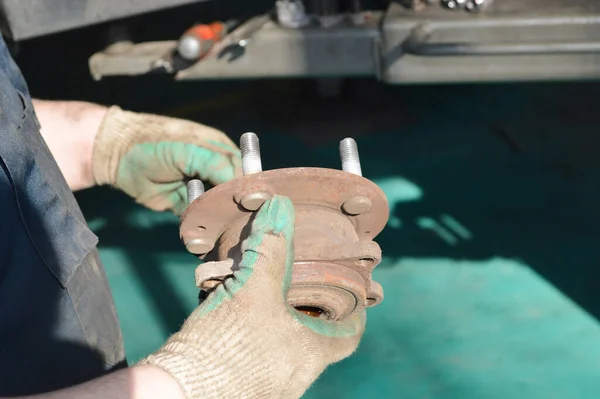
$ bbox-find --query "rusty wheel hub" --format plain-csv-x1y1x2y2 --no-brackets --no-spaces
180,138,388,321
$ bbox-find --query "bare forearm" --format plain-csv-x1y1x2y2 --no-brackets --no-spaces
6,366,185,399
33,99,108,191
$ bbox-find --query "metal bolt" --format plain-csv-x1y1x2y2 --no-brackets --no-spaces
240,132,263,175
178,35,203,61
466,0,491,12
339,138,362,176
236,191,271,211
342,196,372,215
442,0,458,9
276,0,311,29
187,179,205,205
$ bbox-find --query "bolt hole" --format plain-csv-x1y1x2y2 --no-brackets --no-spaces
197,226,206,231
365,298,377,306
295,306,326,318
357,257,375,267
365,230,371,234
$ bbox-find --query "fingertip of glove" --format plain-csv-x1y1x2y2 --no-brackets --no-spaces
254,195,295,237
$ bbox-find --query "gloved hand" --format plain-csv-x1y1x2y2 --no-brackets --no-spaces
140,195,366,399
91,106,242,215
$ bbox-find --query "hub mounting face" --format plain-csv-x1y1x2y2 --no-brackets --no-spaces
180,167,389,321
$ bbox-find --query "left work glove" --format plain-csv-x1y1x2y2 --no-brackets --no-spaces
140,195,365,399
92,106,242,215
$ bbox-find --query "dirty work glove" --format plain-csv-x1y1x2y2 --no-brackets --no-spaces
92,106,242,215
140,195,366,399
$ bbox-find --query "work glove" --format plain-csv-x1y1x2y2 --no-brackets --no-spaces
140,195,366,399
91,106,242,215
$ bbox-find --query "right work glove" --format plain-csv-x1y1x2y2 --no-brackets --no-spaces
139,195,366,399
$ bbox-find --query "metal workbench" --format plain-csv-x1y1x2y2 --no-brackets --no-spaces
88,0,600,84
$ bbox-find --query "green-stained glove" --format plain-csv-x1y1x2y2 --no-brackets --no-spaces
91,106,242,215
140,195,366,399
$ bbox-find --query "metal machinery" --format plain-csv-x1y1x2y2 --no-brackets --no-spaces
0,0,210,40
181,133,389,319
83,0,600,84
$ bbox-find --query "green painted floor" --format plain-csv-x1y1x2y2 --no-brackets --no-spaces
75,81,600,398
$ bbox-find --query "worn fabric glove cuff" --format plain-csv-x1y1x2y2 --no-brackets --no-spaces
91,105,138,186
137,305,283,399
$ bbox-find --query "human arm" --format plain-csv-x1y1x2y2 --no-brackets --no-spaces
33,99,241,214
8,365,185,399
33,99,105,191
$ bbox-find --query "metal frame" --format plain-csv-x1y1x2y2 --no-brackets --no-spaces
0,0,210,41
88,0,600,84
382,0,600,83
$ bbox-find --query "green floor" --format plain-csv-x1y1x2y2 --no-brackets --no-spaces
75,81,600,398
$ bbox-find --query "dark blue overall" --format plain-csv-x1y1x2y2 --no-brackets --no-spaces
0,35,126,395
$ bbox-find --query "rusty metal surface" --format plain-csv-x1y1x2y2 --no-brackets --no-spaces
179,167,389,320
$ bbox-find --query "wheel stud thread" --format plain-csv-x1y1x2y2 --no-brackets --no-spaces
187,179,205,205
240,132,263,175
339,138,362,176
